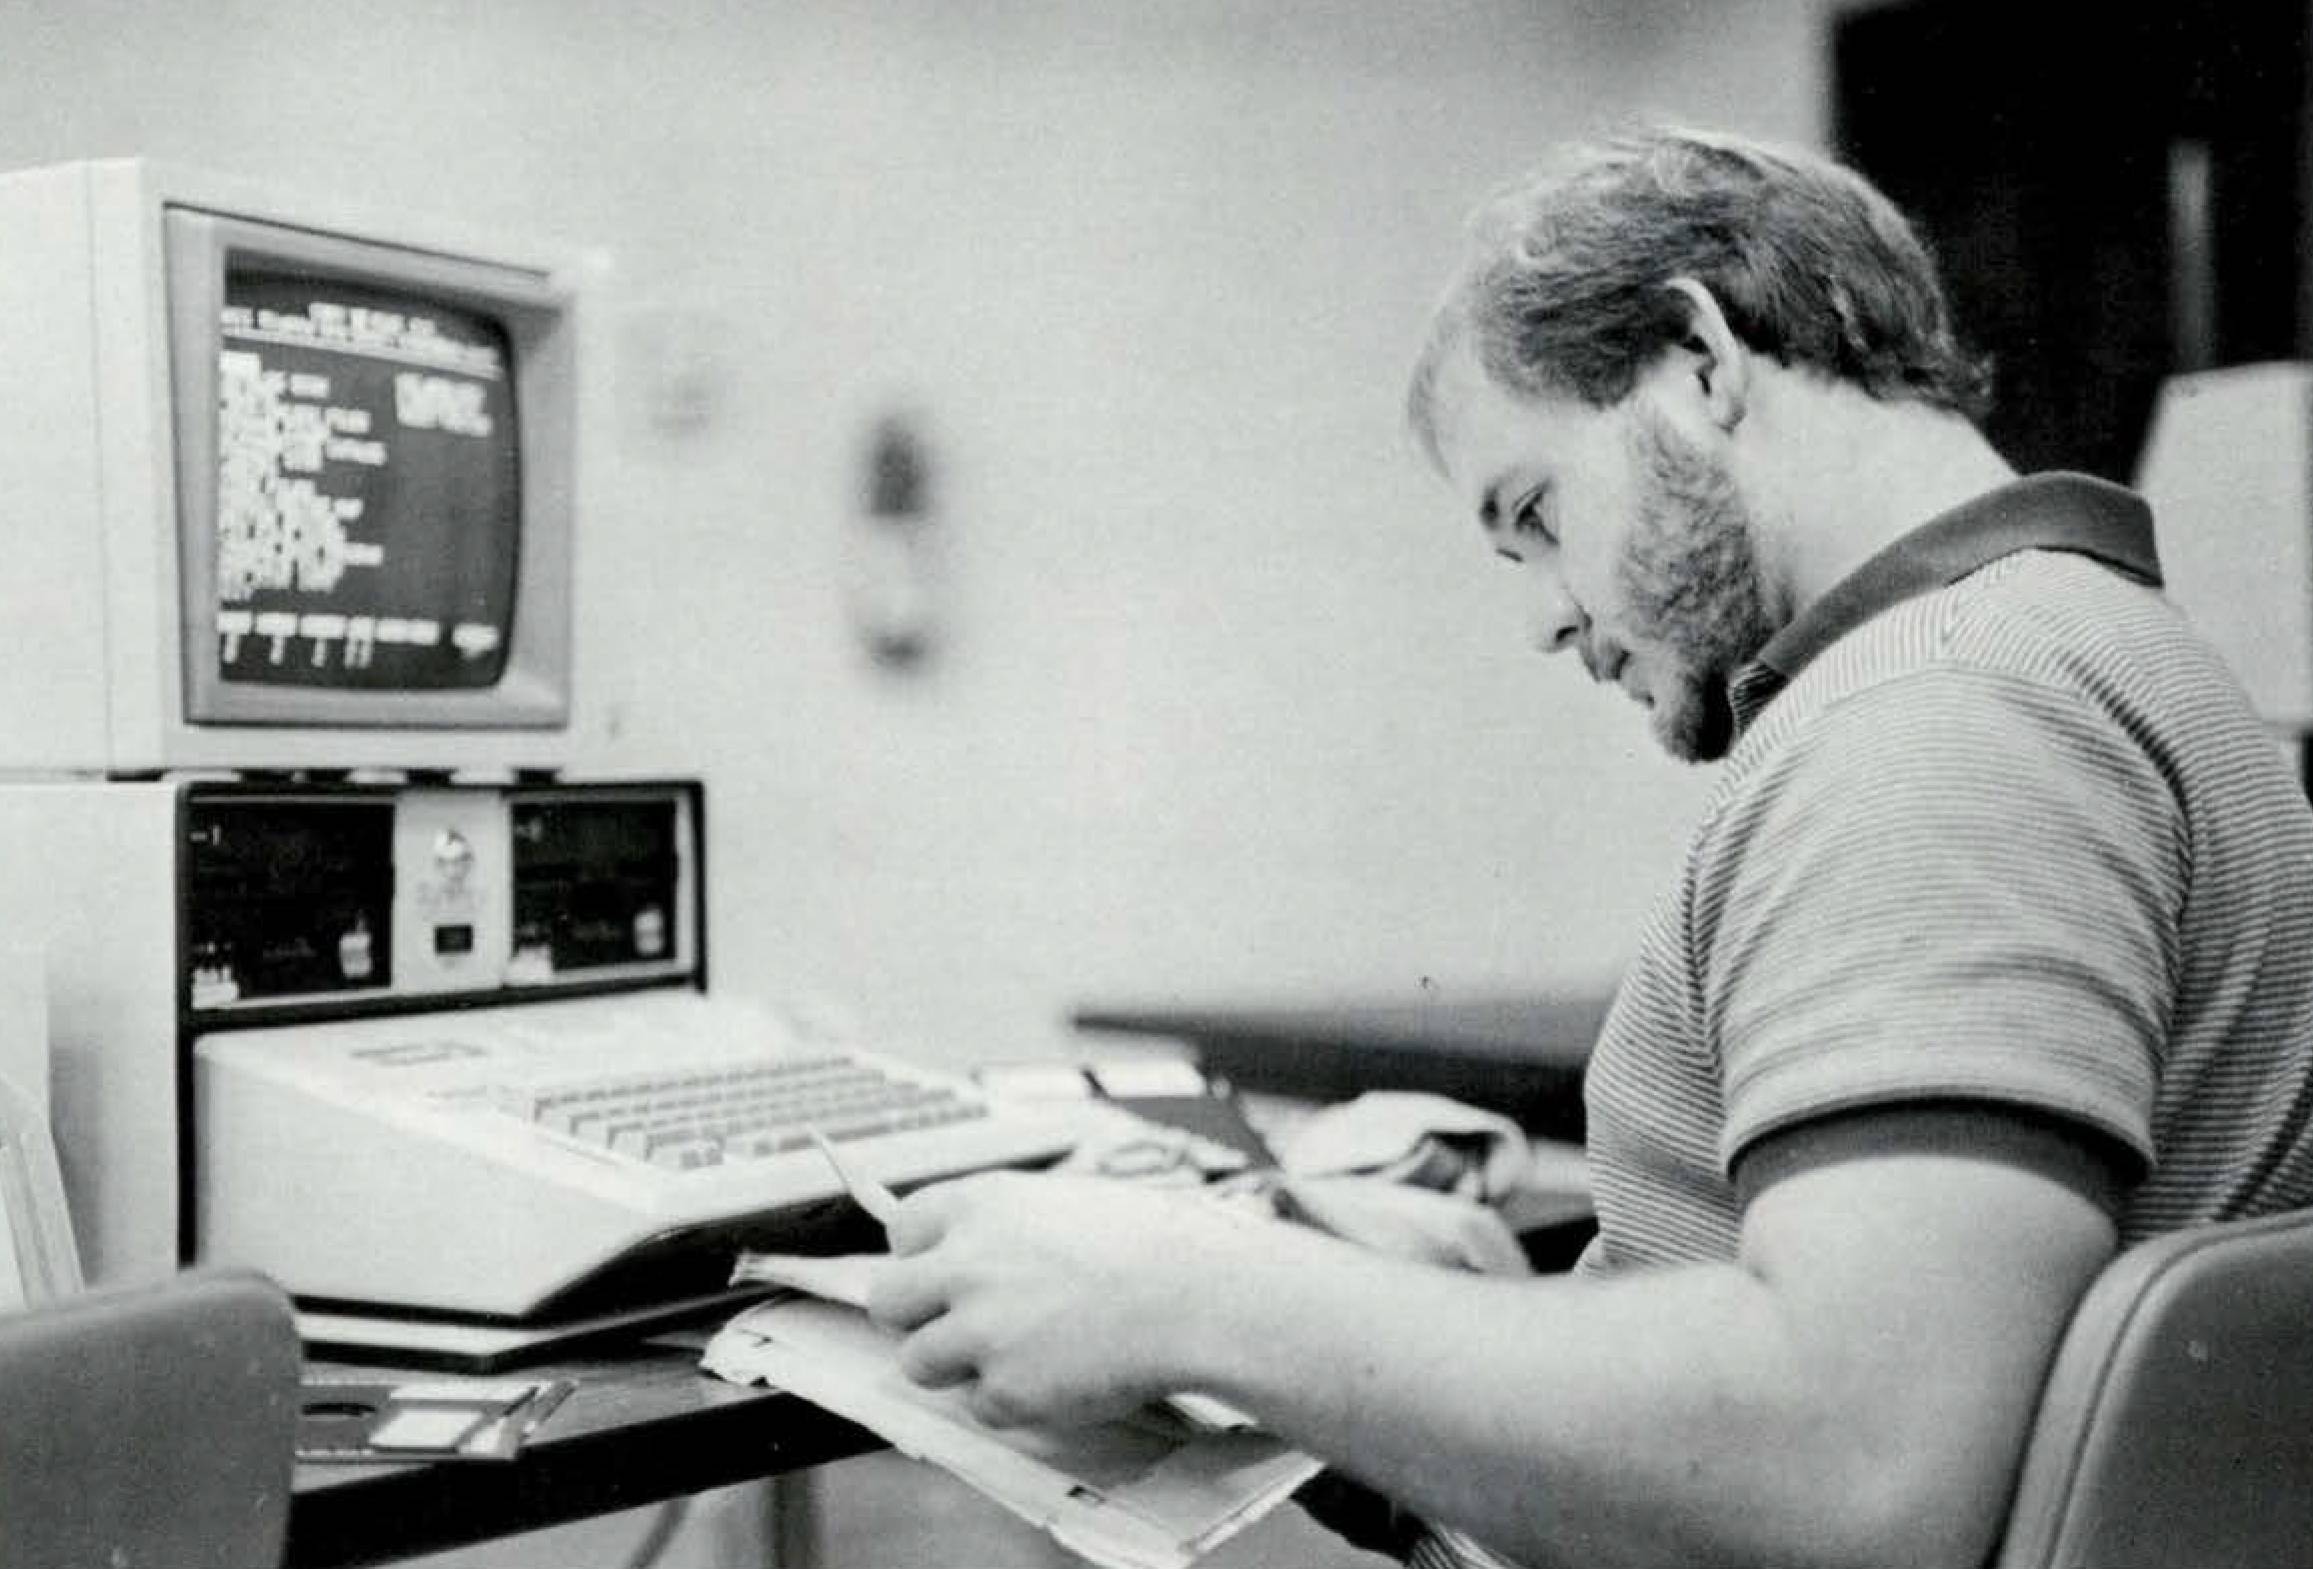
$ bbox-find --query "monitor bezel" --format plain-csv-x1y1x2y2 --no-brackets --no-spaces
164,209,574,733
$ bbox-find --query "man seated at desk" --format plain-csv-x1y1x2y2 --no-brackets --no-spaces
859,126,2313,1569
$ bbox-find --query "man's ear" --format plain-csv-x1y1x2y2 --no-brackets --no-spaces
1662,277,1748,433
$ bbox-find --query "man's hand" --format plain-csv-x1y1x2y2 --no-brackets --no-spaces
865,1170,1254,1429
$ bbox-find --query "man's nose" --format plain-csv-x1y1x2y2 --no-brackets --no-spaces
1527,577,1585,655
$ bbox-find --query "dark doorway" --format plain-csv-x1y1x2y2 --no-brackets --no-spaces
1834,0,2310,478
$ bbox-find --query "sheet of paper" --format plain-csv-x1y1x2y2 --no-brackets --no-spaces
1084,1058,1212,1099
703,1296,1317,1569
975,1061,1097,1100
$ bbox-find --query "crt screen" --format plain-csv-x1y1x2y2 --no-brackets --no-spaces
212,270,521,691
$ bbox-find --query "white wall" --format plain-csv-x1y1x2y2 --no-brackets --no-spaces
0,0,1838,1065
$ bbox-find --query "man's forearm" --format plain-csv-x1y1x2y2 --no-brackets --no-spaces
1170,1224,1852,1569
1169,1187,2095,1569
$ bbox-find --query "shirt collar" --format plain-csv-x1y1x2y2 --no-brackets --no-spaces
1726,472,2162,736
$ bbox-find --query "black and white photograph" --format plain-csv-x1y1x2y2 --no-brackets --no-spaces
0,3,2309,1566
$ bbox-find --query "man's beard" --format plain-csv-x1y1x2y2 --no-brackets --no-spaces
1613,405,1776,763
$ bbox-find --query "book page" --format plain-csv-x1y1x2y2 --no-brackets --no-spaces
703,1294,1318,1569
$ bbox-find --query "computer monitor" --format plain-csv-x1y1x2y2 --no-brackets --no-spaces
0,159,600,775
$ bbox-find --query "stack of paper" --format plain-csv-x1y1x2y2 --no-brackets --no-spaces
702,1252,1320,1569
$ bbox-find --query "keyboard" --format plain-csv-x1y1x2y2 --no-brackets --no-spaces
492,1054,993,1172
193,989,1080,1320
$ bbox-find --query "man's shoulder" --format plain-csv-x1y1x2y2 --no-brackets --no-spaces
1731,549,2235,772
1688,542,2312,927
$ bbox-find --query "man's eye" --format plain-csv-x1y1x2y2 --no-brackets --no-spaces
1514,496,1555,543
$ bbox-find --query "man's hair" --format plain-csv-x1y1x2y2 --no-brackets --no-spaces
1407,126,1992,465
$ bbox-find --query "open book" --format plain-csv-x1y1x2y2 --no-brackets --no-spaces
701,1249,1321,1569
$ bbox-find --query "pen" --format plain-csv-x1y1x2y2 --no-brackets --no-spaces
808,1126,900,1227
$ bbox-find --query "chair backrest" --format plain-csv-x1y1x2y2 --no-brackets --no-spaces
1995,1206,2313,1568
0,1268,301,1569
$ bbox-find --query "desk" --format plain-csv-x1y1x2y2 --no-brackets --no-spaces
288,1337,880,1568
1073,992,1608,1143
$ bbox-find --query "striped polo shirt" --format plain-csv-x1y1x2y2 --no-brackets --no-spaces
1576,471,2313,1277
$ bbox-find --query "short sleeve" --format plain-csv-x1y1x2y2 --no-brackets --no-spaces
1698,664,2187,1174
